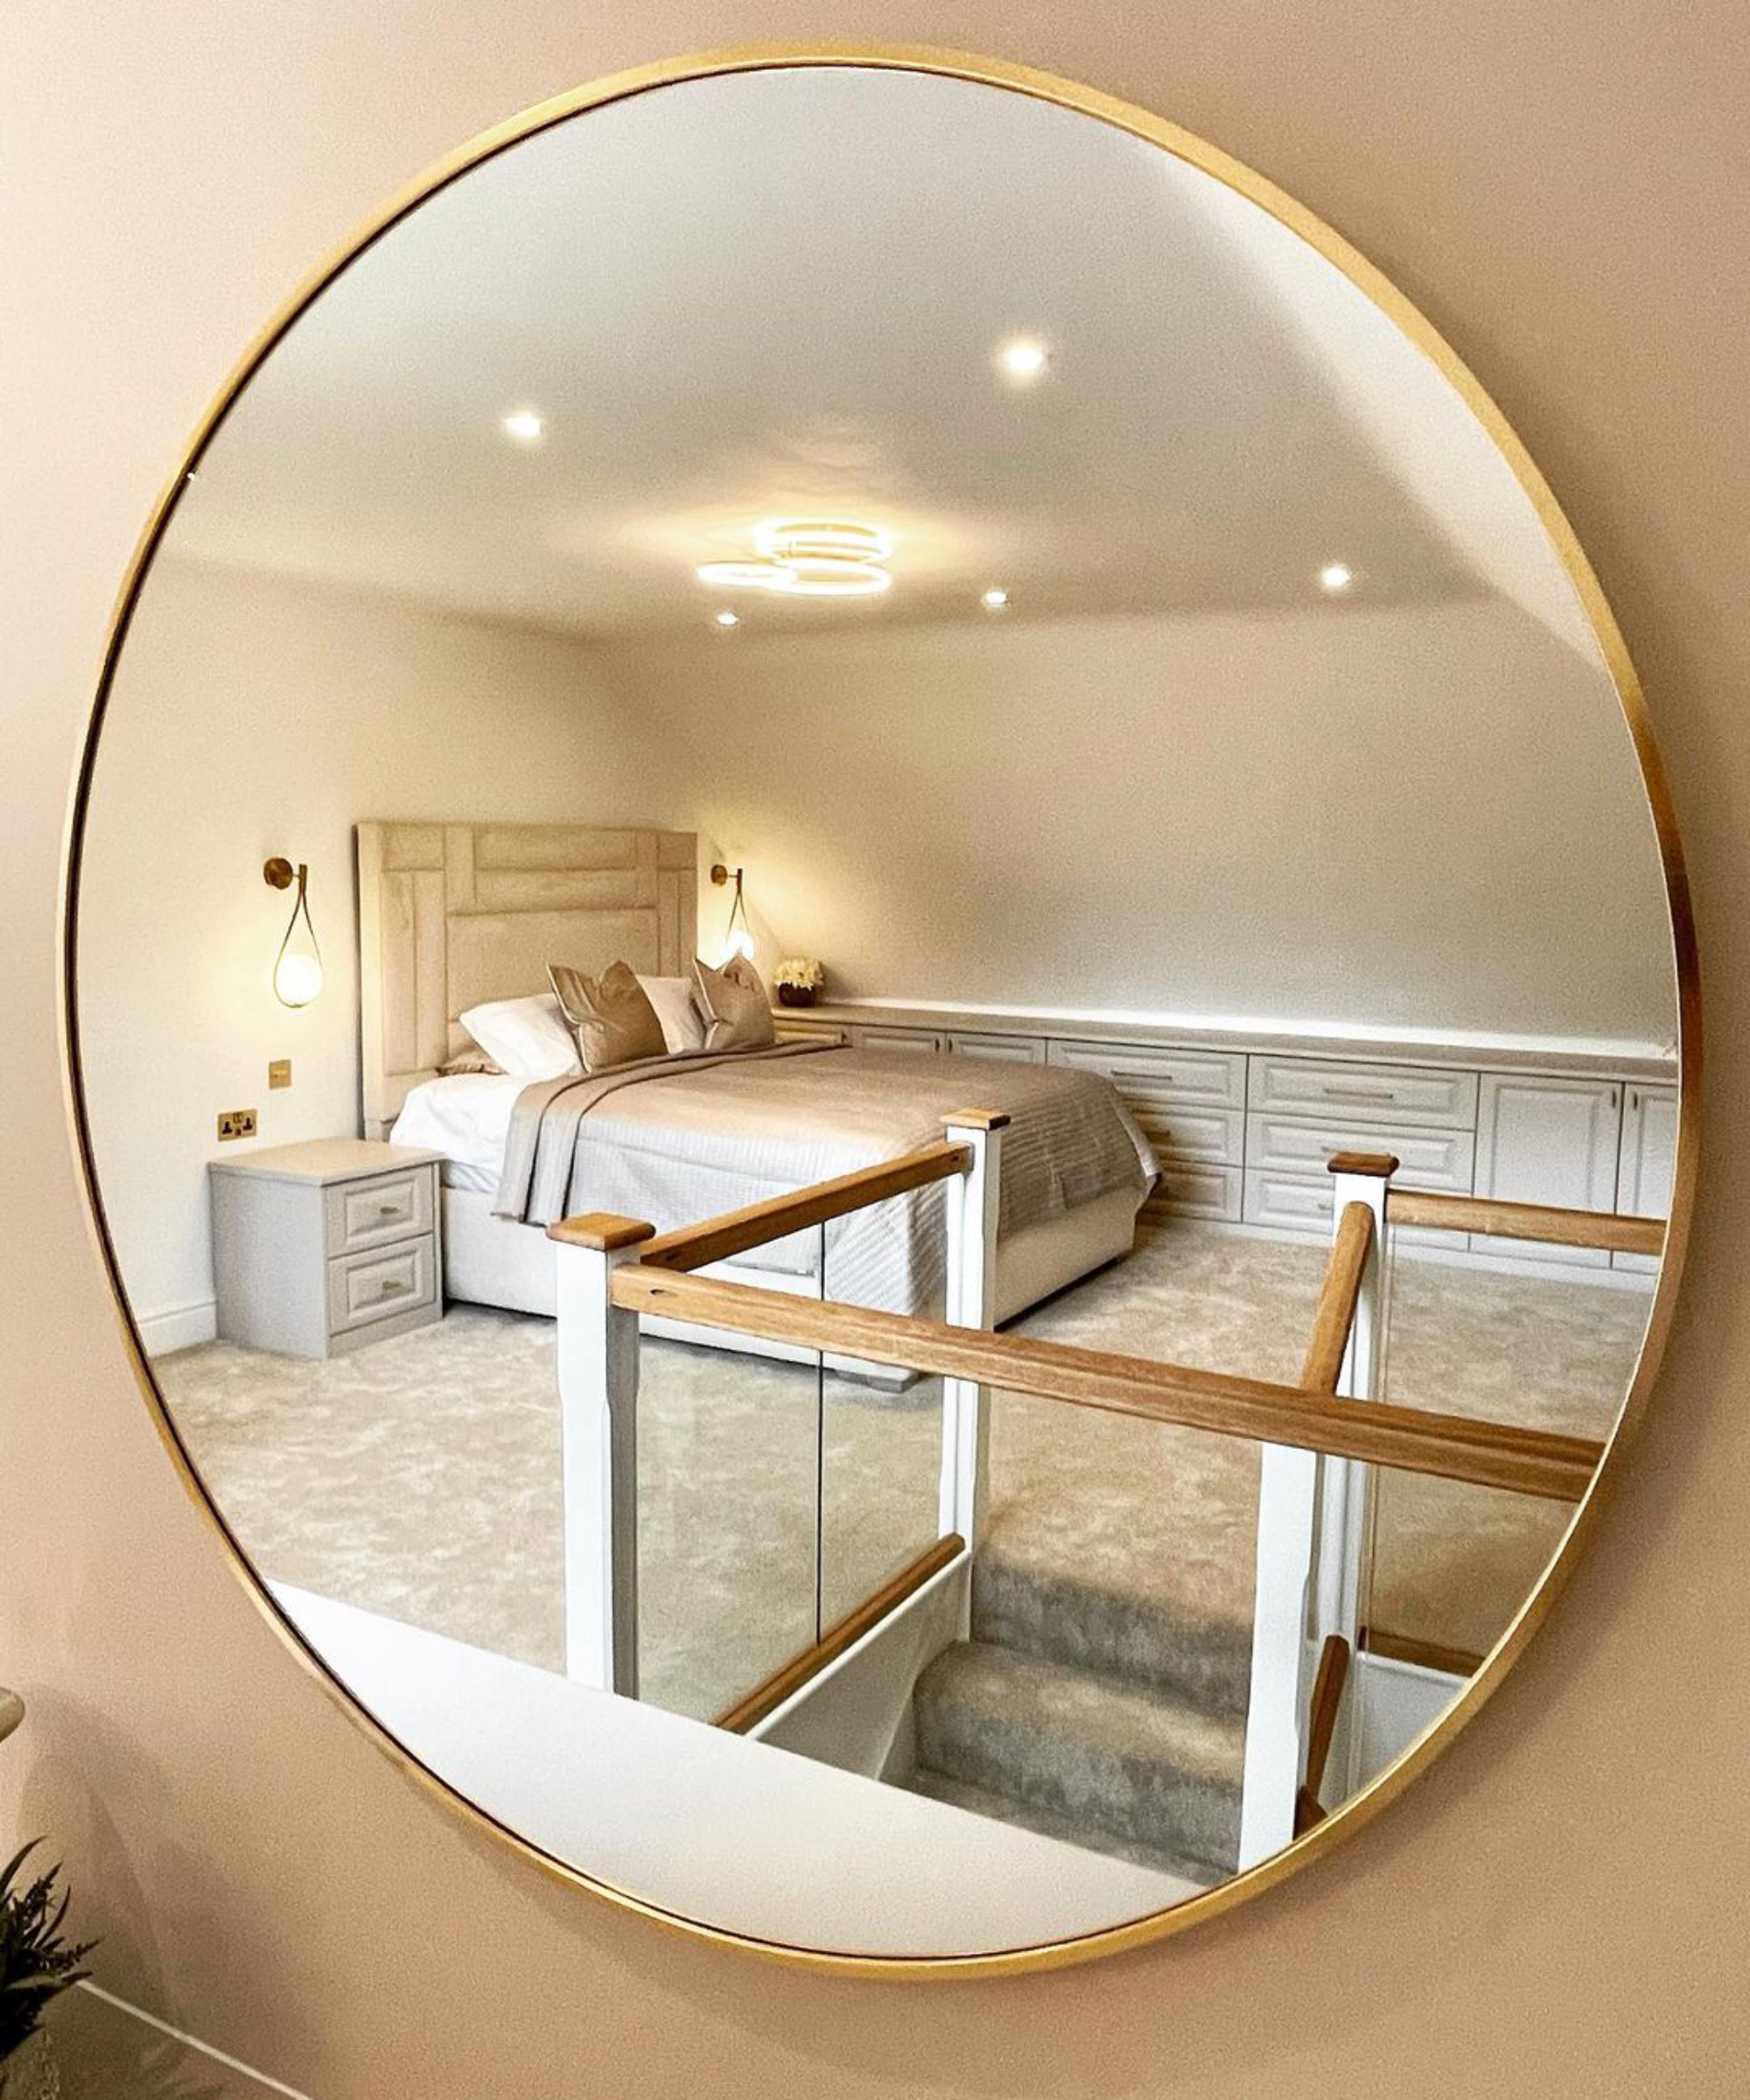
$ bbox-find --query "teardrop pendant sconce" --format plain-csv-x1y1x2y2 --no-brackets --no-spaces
263,856,324,1007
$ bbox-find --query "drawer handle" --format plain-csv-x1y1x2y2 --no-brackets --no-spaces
379,1278,409,1297
376,1202,402,1218
1322,1080,1400,1098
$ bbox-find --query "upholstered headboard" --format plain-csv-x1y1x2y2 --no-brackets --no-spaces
356,820,697,1137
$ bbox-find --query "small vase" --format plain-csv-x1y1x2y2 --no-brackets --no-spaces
777,984,818,1009
0,2029,61,2100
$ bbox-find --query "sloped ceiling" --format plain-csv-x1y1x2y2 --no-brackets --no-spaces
165,65,1593,645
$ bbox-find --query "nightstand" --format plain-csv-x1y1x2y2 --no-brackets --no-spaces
209,1138,445,1359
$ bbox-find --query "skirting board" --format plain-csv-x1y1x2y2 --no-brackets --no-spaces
136,1296,218,1357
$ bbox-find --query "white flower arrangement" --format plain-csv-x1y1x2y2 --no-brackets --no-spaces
773,956,826,990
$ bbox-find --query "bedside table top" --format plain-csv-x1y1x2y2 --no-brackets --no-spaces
207,1138,446,1186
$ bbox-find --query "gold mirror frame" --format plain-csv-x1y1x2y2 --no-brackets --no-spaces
58,42,1700,1977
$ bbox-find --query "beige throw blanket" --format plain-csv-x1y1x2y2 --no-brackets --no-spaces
495,1038,1156,1315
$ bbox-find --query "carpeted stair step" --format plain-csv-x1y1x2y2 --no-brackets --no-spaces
971,1547,1254,1719
909,1639,1245,1880
905,1767,1214,1885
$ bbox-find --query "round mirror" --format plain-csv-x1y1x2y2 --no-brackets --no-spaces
67,51,1692,1967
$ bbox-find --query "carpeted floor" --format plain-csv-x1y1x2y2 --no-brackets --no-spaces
157,1221,1650,1727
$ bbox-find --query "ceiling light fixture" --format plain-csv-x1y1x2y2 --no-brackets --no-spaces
502,410,544,442
698,519,893,598
714,610,739,628
997,337,1050,382
981,588,1009,611
1320,562,1354,593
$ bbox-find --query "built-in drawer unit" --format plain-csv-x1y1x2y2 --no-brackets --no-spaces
1158,1161,1243,1223
1246,1113,1474,1191
327,1236,438,1336
1243,1168,1466,1250
946,1030,1047,1063
1248,1054,1478,1131
1050,1039,1247,1109
325,1165,435,1254
852,1024,943,1054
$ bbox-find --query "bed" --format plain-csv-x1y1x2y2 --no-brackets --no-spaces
360,820,1157,1371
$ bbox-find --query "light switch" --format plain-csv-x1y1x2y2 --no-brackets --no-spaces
268,1059,292,1090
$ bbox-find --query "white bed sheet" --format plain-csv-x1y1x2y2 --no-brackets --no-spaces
392,1073,524,1194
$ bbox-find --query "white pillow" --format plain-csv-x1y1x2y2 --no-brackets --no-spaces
638,973,708,1055
458,992,581,1081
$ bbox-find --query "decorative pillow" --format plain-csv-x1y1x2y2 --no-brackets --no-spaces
693,954,776,1053
458,992,581,1081
549,958,668,1072
637,973,708,1055
438,1046,504,1076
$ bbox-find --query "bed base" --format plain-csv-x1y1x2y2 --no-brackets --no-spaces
439,1185,1142,1384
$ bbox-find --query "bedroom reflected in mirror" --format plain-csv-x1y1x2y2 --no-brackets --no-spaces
71,52,1686,1965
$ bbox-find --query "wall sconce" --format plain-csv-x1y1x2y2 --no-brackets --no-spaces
264,856,324,1007
710,862,755,965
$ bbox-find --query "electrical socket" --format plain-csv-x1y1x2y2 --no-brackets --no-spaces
268,1059,291,1090
217,1109,258,1141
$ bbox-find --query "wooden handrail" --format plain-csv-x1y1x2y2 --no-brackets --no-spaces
1293,1633,1352,1836
1300,1201,1375,1393
609,1266,1603,1501
1387,1188,1664,1256
715,1534,966,1733
635,1140,970,1273
1362,1628,1484,1678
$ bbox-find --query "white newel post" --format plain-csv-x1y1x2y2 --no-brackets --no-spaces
938,1111,1007,1556
547,1213,654,1698
1237,1152,1396,1868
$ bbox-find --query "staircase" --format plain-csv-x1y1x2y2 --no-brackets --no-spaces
901,1537,1252,1883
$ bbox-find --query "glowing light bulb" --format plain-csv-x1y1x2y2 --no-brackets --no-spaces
714,610,739,627
997,338,1050,382
502,410,544,442
981,588,1009,610
274,948,325,1007
1320,562,1354,593
720,927,756,964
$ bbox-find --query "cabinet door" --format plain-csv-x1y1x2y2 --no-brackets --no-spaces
1614,1082,1678,1273
1473,1074,1621,1266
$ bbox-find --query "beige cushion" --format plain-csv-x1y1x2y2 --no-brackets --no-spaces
548,958,668,1072
438,1045,504,1076
693,955,775,1053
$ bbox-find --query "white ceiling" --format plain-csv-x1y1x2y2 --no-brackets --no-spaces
165,65,1596,648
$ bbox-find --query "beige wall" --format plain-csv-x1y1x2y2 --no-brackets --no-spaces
78,556,673,1339
605,598,1674,1043
2,5,1745,2096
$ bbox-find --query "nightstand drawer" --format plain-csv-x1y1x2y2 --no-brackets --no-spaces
328,1236,438,1334
325,1167,434,1254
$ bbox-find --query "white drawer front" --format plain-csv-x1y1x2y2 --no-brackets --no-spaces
946,1031,1047,1064
325,1166,434,1255
1247,1113,1474,1191
328,1236,438,1334
1243,1170,1466,1249
853,1025,942,1054
1048,1039,1246,1108
1151,1161,1242,1222
1130,1102,1245,1166
1248,1054,1478,1130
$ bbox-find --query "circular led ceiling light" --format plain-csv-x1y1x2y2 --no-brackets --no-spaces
697,518,894,597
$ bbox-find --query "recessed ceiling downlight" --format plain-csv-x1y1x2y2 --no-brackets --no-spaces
697,519,894,598
1320,562,1354,593
997,337,1050,382
982,588,1010,610
714,610,739,628
502,410,544,442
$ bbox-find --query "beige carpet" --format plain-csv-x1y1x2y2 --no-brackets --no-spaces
157,1222,1650,1723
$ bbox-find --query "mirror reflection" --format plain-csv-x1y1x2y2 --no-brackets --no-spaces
74,61,1678,1957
